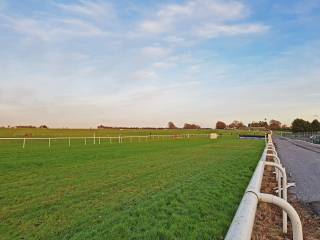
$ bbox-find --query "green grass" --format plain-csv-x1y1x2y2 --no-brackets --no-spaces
0,127,264,138
0,128,213,138
0,135,265,239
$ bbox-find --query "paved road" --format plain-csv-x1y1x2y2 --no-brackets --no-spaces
273,136,320,214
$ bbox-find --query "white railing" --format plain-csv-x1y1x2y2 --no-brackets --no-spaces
225,134,303,240
0,133,210,148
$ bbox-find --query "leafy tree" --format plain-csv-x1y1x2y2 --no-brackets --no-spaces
248,121,268,128
291,118,312,132
311,119,320,132
228,120,245,129
215,121,226,129
167,121,177,129
183,123,201,129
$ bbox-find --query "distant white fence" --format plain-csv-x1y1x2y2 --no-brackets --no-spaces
0,134,210,148
225,133,303,240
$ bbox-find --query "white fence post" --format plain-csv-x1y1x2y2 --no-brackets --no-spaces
264,161,288,233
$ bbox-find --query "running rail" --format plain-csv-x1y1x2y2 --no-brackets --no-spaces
225,134,303,240
0,133,210,148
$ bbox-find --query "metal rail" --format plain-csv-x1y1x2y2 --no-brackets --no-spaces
225,134,303,240
264,161,288,233
258,193,302,239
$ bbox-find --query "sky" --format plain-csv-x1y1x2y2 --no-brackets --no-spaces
0,0,319,128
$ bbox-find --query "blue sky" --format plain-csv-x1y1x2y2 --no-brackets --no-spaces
0,0,319,128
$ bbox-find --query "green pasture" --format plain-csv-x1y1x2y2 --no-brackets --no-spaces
0,127,264,138
0,134,265,239
0,128,212,138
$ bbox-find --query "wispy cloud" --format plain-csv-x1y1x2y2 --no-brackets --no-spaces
152,61,176,70
139,19,171,35
56,0,115,19
195,23,269,39
1,13,107,41
141,46,171,58
132,70,159,81
0,0,115,41
136,0,268,43
139,0,247,32
157,0,248,20
139,0,248,34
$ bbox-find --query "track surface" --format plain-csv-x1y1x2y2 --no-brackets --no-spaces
273,136,320,214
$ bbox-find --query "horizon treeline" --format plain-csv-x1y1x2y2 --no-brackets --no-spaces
2,118,320,133
215,118,320,133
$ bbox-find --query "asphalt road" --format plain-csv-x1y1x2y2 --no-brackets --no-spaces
273,136,320,214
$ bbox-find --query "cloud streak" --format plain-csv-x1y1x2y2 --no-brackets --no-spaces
195,23,269,39
2,15,107,41
137,0,267,40
56,0,115,19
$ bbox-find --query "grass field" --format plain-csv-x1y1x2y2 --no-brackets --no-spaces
0,128,214,138
0,127,263,138
0,133,265,239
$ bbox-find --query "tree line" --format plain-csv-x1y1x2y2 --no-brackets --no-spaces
215,118,320,133
167,122,202,129
291,119,320,133
4,118,320,133
3,125,49,129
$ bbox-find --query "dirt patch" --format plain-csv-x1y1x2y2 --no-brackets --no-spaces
289,196,320,240
252,158,320,239
252,164,285,240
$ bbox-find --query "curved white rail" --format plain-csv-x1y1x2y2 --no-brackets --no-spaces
225,133,303,240
258,193,303,239
264,161,288,233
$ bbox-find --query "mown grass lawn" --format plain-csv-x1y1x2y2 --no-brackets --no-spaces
0,127,261,138
0,136,264,239
0,127,214,138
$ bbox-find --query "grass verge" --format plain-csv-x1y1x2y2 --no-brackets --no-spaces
0,136,264,239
